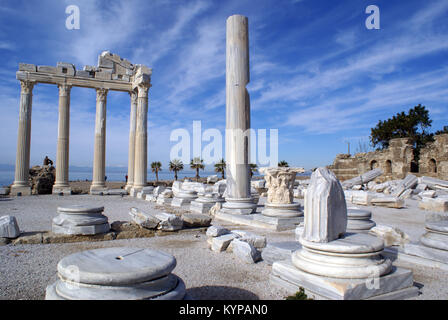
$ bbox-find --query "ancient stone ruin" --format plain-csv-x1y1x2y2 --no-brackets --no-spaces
10,51,152,196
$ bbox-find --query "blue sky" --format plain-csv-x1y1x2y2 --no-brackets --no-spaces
0,0,447,170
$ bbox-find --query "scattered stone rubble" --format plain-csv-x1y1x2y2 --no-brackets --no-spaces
206,225,266,264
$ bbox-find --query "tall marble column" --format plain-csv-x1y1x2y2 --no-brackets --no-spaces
90,88,108,194
132,84,150,191
11,80,35,196
53,84,72,195
125,91,138,191
221,15,257,215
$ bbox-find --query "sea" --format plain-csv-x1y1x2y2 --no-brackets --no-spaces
0,166,310,187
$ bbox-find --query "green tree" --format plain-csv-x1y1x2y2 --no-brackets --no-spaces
151,161,162,182
169,159,184,181
278,160,289,167
214,158,226,179
249,163,258,178
190,157,205,181
370,104,434,161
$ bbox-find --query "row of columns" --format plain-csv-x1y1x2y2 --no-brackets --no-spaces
10,80,150,196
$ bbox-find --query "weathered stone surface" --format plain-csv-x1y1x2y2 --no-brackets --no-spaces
344,190,374,205
419,197,448,212
29,165,55,195
153,212,183,231
421,190,436,198
181,213,212,228
346,207,376,232
302,168,347,243
52,205,110,235
371,196,405,208
420,176,448,190
231,238,261,263
231,230,266,248
19,63,36,72
37,65,57,74
206,225,230,237
57,62,76,76
209,202,222,216
207,175,219,183
341,168,384,188
369,225,410,247
46,247,186,300
259,167,305,205
0,216,20,238
129,207,160,229
262,241,301,265
211,233,238,252
11,232,43,245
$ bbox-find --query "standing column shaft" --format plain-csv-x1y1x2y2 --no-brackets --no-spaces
222,15,256,214
125,91,138,191
133,84,150,190
90,88,108,193
53,84,71,194
11,80,35,196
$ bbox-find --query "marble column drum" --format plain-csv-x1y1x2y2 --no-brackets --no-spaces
90,88,108,194
11,81,35,196
220,14,256,215
45,247,187,300
53,84,72,195
125,91,138,192
132,84,150,192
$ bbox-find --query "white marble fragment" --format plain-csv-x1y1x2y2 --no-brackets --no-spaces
231,239,261,263
0,216,20,238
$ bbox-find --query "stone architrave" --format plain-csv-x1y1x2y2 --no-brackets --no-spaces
53,84,72,195
11,81,35,196
259,167,304,218
52,205,110,235
125,91,138,192
90,88,108,194
270,167,418,300
302,168,347,243
45,247,187,300
220,15,257,215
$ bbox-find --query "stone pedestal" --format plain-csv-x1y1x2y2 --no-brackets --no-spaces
270,167,418,300
45,247,186,300
171,181,198,208
52,205,110,235
347,207,376,233
53,84,72,195
11,81,35,196
190,194,225,214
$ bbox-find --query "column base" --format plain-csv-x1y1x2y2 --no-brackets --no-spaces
52,186,72,195
90,185,108,195
220,197,257,215
10,185,31,196
261,202,303,218
125,184,133,192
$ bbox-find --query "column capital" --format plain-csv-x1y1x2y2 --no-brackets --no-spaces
58,84,72,97
137,83,150,98
20,80,35,94
96,88,108,101
129,90,138,104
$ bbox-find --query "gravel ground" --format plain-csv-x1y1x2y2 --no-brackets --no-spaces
0,194,447,300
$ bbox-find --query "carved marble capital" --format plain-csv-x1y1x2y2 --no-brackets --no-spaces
96,88,108,101
58,84,72,97
20,80,35,95
137,83,150,98
260,167,305,204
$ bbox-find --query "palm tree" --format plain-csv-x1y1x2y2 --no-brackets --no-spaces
214,158,226,179
190,157,205,181
278,160,289,167
169,159,184,181
249,163,258,178
151,161,162,182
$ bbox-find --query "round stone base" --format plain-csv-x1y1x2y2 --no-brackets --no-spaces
52,205,110,236
262,202,302,218
292,233,392,279
45,247,186,300
220,197,257,215
347,208,376,232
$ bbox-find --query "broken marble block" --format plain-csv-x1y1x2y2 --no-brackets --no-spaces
155,212,183,231
231,230,266,248
369,225,410,247
419,197,448,212
181,213,212,228
371,196,405,209
129,207,159,229
207,175,219,183
231,238,261,264
420,190,436,198
206,225,230,237
344,190,374,206
211,233,239,252
0,216,20,239
52,205,110,235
